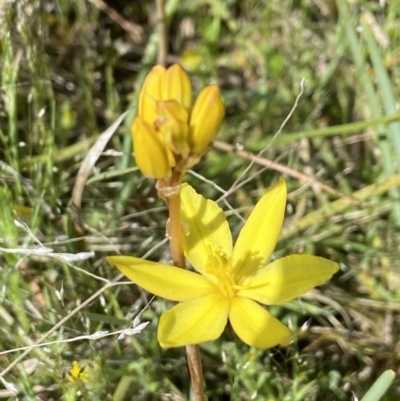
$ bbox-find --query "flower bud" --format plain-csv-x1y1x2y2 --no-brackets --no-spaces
163,64,192,112
158,118,190,158
155,100,190,157
156,99,189,123
132,116,173,179
138,65,167,123
189,85,224,154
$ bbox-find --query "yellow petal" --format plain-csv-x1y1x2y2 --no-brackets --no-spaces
158,293,229,348
181,183,233,278
156,99,189,123
237,255,339,305
232,178,287,279
106,256,217,301
138,65,167,123
158,118,190,158
132,116,172,179
156,100,190,157
163,64,192,112
229,297,291,349
189,85,224,154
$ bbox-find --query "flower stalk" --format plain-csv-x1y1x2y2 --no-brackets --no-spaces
166,189,186,268
186,344,204,401
160,172,205,400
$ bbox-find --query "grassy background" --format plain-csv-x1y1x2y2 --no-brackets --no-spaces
1,0,400,399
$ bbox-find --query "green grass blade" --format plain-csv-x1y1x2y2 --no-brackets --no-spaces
278,112,400,144
335,0,400,227
360,370,395,401
362,21,400,161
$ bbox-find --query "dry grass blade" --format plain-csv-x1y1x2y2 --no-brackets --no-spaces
70,110,129,240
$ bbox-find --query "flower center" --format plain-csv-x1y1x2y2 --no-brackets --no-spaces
204,249,236,298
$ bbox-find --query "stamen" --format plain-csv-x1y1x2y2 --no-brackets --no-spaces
204,249,236,298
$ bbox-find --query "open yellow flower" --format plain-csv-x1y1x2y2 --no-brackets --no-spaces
67,360,88,384
67,360,101,390
107,179,338,349
132,64,224,179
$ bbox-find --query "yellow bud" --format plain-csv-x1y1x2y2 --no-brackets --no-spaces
155,100,190,157
138,65,167,123
189,85,224,154
132,116,173,179
156,100,189,123
163,64,192,112
158,118,190,158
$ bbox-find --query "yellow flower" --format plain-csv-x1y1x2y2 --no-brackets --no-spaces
67,360,88,384
132,64,224,178
67,360,101,388
107,179,338,349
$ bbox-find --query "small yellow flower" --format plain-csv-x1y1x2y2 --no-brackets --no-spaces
132,64,224,179
107,179,338,349
67,360,88,384
67,360,101,389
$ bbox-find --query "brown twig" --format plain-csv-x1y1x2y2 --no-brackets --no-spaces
86,0,144,43
213,140,345,198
